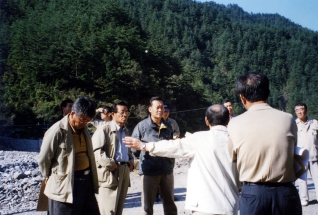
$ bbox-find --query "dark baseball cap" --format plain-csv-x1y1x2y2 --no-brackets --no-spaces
164,104,170,111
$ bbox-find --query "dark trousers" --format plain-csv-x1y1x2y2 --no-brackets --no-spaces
240,182,302,215
49,170,99,215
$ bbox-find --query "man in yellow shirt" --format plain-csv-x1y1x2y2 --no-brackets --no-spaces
38,97,99,215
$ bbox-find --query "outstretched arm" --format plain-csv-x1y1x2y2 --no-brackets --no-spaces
123,136,195,158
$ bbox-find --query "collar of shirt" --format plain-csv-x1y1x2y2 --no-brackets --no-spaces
210,125,228,132
296,117,313,125
114,122,126,132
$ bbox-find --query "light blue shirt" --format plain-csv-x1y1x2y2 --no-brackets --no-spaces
114,123,129,162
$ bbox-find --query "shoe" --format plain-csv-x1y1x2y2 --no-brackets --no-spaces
301,200,308,206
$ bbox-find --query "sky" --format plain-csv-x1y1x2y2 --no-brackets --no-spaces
198,0,318,32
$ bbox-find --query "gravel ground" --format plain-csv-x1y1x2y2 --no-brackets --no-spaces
1,151,318,215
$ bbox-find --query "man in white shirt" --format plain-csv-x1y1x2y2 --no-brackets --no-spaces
295,102,318,206
123,104,240,215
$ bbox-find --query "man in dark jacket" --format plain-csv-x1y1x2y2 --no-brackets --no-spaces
132,96,177,215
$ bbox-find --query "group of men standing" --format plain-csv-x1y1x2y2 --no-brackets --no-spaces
38,96,180,215
38,72,318,215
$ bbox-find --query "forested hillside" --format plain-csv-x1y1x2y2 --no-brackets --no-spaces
1,0,318,134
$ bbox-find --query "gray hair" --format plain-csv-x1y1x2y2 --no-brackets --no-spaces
72,97,96,118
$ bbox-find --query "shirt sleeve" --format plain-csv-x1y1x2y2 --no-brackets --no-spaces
38,127,61,178
92,126,115,169
148,135,196,158
228,135,237,162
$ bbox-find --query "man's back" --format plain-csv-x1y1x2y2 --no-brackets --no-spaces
185,127,239,214
137,122,240,214
228,103,297,183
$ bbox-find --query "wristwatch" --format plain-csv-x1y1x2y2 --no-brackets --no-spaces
142,142,146,151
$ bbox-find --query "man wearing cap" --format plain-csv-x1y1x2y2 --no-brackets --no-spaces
38,97,99,215
163,104,180,139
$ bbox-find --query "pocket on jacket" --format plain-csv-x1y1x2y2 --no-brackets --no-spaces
97,166,118,188
48,171,68,195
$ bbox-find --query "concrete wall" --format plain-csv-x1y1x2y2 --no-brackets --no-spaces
0,136,41,152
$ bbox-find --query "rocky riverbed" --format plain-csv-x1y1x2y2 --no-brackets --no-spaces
0,151,43,214
1,150,318,215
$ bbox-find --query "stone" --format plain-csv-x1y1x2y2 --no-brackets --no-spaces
24,170,31,175
13,172,27,180
6,184,14,190
31,170,40,177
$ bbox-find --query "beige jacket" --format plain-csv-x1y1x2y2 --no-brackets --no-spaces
92,121,134,188
38,115,98,203
228,103,297,183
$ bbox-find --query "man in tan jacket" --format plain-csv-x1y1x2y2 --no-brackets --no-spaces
227,73,301,215
38,97,99,215
92,100,134,215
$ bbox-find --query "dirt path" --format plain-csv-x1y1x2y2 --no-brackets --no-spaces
9,158,318,215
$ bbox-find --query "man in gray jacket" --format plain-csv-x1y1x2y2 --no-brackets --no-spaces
38,97,99,215
132,96,177,215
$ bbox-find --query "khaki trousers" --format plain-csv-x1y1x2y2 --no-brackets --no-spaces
98,165,130,215
298,161,318,202
142,173,177,215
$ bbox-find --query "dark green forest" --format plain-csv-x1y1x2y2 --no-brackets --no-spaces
1,0,318,134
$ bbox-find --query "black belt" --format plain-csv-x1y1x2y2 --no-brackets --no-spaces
74,168,90,180
242,181,293,187
116,161,130,166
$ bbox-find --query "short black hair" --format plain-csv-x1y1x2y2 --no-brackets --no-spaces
102,106,113,113
223,99,232,105
205,104,229,126
294,102,307,111
60,99,73,114
72,97,96,119
235,72,270,102
112,100,129,112
149,96,164,107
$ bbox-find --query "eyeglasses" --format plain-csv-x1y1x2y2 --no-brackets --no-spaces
78,117,91,124
295,108,305,112
115,111,130,116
